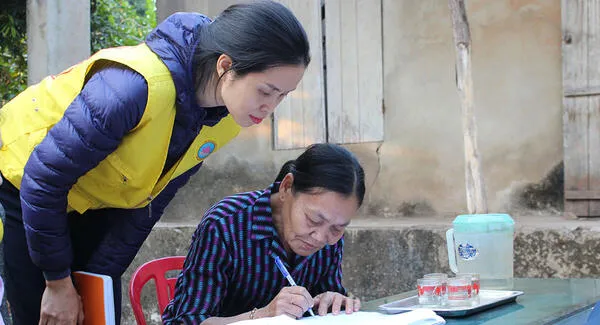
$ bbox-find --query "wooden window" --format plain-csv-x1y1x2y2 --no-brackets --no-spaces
273,0,384,149
562,0,600,216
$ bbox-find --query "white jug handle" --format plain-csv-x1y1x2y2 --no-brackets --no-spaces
446,229,459,273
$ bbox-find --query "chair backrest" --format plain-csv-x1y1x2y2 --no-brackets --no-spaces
128,256,186,325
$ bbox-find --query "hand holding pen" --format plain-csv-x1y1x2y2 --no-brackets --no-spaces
270,255,316,317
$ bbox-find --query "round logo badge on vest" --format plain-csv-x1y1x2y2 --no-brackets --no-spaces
197,141,216,160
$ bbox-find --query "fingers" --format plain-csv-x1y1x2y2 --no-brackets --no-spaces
285,305,305,319
283,286,314,308
39,280,81,325
343,296,360,314
353,297,361,312
272,286,316,319
289,294,310,311
317,293,333,316
41,314,78,325
281,297,306,318
78,296,85,325
274,297,305,319
338,295,360,314
313,294,321,306
276,288,363,318
312,292,362,316
281,286,314,312
331,294,344,315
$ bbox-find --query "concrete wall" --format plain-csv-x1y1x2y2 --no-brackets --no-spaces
373,0,562,216
156,0,563,225
156,0,240,22
26,0,90,84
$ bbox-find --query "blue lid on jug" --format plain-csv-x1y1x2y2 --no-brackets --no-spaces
453,213,515,233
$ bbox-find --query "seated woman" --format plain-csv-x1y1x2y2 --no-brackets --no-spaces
162,143,365,324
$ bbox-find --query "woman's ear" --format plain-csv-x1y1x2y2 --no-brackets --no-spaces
279,173,294,200
216,54,233,77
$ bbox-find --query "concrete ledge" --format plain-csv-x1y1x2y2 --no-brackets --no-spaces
120,216,600,324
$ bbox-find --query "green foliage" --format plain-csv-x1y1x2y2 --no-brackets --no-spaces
91,0,156,54
0,1,27,105
0,0,156,105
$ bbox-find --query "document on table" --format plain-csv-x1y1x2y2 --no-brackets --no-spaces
231,310,445,325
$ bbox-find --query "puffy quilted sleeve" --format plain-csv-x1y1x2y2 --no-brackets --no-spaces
20,63,148,280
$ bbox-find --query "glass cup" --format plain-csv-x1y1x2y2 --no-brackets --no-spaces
423,273,448,297
417,278,442,305
456,273,480,298
446,277,472,306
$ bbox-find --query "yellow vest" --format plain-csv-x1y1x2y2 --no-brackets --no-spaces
0,44,240,213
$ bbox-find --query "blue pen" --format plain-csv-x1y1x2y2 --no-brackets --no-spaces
273,255,316,317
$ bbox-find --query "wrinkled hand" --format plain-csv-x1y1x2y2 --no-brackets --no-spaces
258,286,314,319
40,277,84,325
313,291,360,316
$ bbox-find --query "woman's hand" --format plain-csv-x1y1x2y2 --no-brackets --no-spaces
40,276,84,325
313,291,360,316
258,286,314,319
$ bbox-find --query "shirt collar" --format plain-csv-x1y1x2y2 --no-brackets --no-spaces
250,182,278,241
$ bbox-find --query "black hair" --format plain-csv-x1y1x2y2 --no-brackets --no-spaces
193,0,311,94
274,143,366,207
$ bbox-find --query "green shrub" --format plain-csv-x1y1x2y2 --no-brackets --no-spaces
0,0,156,105
91,0,156,53
0,1,27,105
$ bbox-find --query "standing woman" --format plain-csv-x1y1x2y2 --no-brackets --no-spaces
0,1,310,324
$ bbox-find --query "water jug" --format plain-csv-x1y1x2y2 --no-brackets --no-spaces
446,213,515,289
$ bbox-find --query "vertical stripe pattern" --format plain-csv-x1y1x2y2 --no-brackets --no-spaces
162,183,346,324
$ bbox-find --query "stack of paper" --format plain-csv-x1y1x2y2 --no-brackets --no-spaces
232,310,445,325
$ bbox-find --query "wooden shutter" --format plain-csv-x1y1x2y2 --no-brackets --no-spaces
325,0,384,144
562,0,600,216
273,0,327,150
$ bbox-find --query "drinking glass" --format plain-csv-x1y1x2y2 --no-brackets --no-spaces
417,278,442,305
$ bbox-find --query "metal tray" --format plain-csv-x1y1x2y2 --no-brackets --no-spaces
378,289,524,317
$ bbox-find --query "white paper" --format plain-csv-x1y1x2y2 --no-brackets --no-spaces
231,310,445,325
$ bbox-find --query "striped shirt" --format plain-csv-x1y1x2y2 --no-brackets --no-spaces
162,183,346,324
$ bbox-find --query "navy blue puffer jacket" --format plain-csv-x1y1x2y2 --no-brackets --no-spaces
19,13,229,280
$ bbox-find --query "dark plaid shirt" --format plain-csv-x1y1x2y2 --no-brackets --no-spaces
162,183,346,324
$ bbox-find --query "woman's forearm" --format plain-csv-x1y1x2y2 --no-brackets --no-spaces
202,307,267,325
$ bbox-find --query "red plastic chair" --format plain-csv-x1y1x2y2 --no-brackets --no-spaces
129,256,186,325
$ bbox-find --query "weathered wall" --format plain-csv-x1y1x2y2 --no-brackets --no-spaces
156,0,240,23
372,0,563,216
155,0,563,224
120,216,600,324
26,0,90,84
